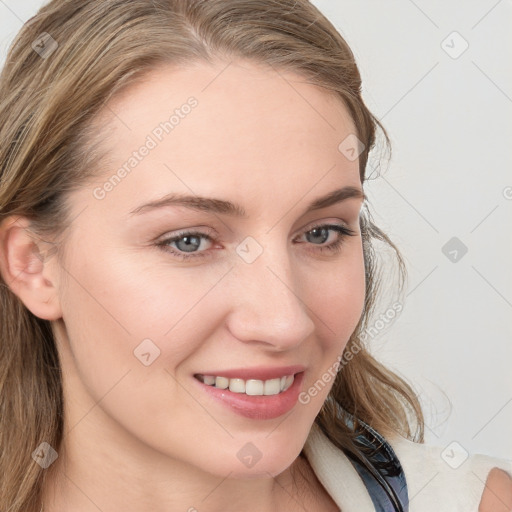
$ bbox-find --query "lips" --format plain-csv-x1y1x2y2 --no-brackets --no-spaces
193,369,305,420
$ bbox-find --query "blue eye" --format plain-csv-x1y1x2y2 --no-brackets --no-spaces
155,223,357,262
155,229,215,261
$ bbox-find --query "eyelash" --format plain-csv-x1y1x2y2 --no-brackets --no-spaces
155,223,357,262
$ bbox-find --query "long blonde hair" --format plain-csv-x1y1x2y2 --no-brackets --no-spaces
0,1,424,510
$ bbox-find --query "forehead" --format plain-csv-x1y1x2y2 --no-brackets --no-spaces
82,60,361,217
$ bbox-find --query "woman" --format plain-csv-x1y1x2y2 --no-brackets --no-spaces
0,1,510,511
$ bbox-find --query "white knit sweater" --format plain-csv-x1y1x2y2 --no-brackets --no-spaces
303,422,512,511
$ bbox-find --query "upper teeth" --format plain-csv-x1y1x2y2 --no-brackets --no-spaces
197,374,294,395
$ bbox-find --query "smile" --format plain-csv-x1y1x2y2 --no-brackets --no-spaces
194,374,295,396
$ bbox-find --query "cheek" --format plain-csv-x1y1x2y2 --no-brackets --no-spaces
297,243,365,404
61,243,213,342
56,246,211,405
310,242,366,342
56,251,218,454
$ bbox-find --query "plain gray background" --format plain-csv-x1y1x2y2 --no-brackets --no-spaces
1,0,510,462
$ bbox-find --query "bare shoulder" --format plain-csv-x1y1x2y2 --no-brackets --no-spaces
479,467,512,512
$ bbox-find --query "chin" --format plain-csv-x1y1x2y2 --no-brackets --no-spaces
233,443,300,480
225,460,294,480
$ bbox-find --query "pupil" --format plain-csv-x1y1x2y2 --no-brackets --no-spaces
178,235,200,253
307,227,328,244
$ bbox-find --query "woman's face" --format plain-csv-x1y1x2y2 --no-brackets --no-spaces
51,60,366,479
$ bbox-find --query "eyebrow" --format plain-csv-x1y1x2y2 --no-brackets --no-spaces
128,185,366,218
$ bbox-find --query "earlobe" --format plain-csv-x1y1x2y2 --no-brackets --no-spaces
0,215,63,321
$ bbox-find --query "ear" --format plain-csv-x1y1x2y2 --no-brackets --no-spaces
0,215,63,321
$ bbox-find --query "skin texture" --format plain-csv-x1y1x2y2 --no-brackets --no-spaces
1,60,364,511
1,58,509,512
1,59,509,512
479,468,512,512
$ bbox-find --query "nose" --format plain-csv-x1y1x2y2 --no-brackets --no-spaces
224,244,316,351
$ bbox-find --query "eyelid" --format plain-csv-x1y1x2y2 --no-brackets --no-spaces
154,219,357,263
300,217,352,231
153,225,218,244
154,218,354,244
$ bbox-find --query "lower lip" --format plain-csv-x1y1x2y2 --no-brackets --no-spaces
193,372,305,420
